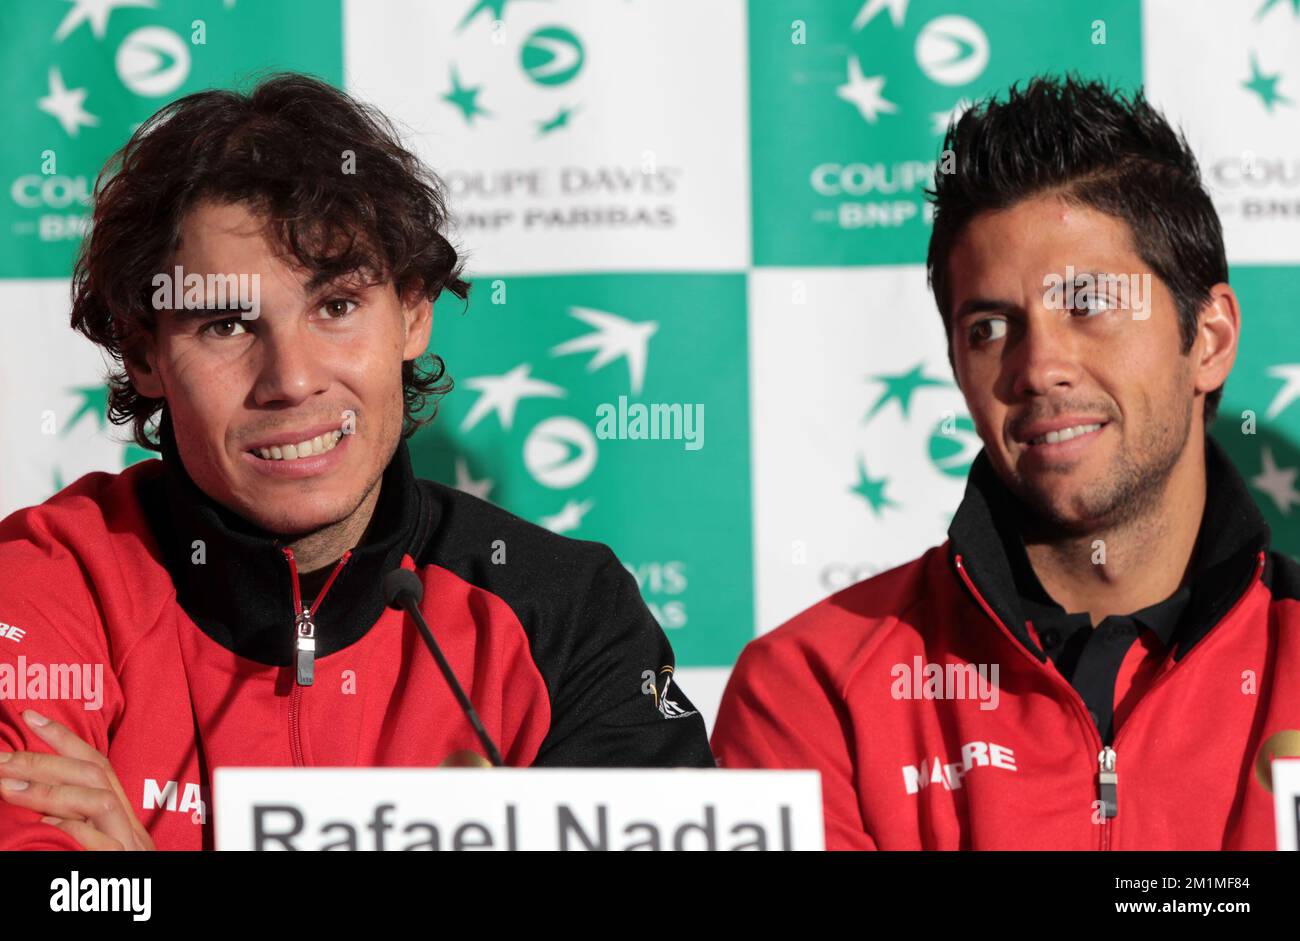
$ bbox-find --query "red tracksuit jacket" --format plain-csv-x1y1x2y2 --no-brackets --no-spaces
0,416,712,850
712,438,1300,850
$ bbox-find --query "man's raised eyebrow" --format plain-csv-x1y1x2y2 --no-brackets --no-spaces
303,271,347,294
304,268,382,295
953,297,1013,320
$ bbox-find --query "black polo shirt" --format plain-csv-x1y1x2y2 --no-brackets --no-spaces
1006,537,1192,747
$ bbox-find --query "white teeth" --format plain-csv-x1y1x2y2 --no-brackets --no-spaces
254,430,344,461
1030,423,1102,446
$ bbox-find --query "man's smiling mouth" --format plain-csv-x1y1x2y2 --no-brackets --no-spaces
1027,422,1104,446
249,430,345,462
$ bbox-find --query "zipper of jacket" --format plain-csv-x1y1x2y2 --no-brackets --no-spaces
1103,549,1267,841
953,549,1266,850
283,547,352,767
953,554,1107,846
1097,746,1117,849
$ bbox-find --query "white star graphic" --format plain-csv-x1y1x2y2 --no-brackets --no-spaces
1265,364,1300,420
453,456,494,502
550,307,658,395
853,0,910,30
932,98,972,135
836,56,897,124
38,67,99,137
539,499,594,535
1252,445,1300,515
54,0,156,42
460,363,565,433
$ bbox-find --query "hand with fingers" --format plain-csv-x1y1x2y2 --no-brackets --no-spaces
0,709,155,851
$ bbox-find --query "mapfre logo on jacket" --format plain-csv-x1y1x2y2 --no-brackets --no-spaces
902,741,1017,794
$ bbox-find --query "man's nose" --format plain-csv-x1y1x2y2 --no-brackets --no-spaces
252,322,331,406
1010,310,1079,399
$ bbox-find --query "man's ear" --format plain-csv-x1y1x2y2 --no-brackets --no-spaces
1193,283,1239,401
123,336,164,399
401,291,433,361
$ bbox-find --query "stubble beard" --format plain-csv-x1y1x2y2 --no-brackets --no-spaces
1011,392,1195,539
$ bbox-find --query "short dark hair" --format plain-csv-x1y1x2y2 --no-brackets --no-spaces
925,74,1227,425
71,71,470,451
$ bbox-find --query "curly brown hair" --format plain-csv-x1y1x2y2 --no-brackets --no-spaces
70,71,470,451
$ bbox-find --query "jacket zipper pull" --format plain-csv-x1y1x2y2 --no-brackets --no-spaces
1097,746,1118,819
283,546,352,689
295,606,316,686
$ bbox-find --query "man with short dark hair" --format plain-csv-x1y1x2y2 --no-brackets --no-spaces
711,76,1300,850
0,73,712,851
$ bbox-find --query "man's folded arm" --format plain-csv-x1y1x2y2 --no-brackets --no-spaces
530,549,715,768
0,532,115,849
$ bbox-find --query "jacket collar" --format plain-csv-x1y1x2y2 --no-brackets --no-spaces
142,408,436,665
1020,583,1192,648
948,435,1269,662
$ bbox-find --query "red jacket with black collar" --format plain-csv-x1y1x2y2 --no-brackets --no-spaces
0,413,712,850
711,438,1300,850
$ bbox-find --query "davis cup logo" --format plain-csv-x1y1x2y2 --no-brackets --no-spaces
448,301,657,533
851,361,974,518
928,413,980,478
521,27,584,86
444,4,589,134
524,416,597,489
36,5,196,143
115,26,190,97
915,15,988,87
842,2,990,133
761,0,1148,266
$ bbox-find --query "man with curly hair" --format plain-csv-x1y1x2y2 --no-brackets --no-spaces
0,73,712,851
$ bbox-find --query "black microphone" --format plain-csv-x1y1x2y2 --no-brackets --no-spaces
382,568,505,767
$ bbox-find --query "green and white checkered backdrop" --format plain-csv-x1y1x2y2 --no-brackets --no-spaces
3,0,1299,731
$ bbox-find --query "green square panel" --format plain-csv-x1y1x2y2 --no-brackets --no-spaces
750,0,1143,266
0,0,343,277
418,272,754,667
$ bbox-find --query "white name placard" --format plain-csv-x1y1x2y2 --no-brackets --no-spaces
214,767,824,851
1273,759,1300,851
